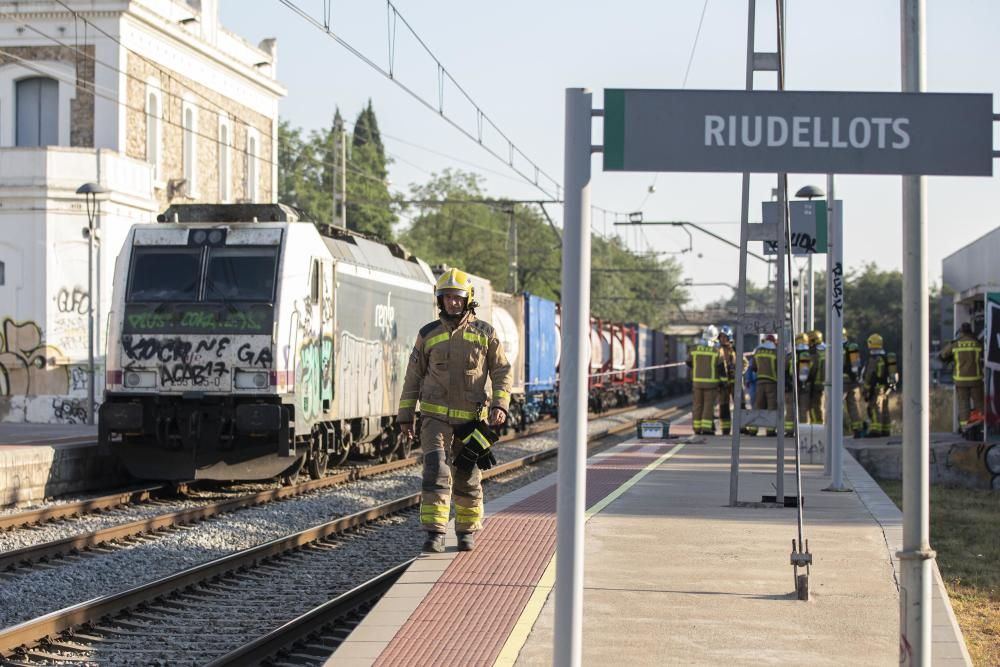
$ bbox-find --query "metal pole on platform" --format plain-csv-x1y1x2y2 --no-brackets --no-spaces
555,87,592,667
808,254,815,331
728,0,757,507
900,1,934,663
825,177,848,490
775,175,786,502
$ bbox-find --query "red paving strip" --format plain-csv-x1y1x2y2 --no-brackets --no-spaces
375,441,673,667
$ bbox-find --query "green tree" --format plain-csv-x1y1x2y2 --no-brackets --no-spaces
346,100,396,241
399,169,688,328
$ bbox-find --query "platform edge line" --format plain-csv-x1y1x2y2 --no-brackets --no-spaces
491,440,687,666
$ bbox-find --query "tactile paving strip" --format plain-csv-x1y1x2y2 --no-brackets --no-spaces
374,442,671,667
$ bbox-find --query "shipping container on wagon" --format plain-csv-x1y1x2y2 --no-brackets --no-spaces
492,291,526,397
629,323,654,385
652,330,667,385
525,293,558,392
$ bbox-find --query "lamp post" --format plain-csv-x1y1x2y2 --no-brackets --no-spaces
76,182,108,426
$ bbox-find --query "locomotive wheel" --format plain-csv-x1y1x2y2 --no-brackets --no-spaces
379,430,397,464
331,431,351,467
307,433,329,480
280,455,304,486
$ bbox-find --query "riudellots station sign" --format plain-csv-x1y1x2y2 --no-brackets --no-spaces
603,89,994,176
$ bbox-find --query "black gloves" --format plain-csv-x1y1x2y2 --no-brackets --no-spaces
453,420,500,473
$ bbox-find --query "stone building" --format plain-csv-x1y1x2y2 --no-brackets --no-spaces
0,0,285,423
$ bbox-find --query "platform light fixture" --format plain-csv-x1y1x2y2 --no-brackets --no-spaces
76,182,109,426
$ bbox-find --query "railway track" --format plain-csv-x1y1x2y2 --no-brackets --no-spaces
0,402,688,664
0,399,684,573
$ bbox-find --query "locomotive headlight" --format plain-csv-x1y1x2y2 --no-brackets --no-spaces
124,370,156,388
235,370,270,390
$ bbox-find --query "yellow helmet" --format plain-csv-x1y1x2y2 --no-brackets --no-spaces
842,327,848,338
808,330,823,345
795,332,810,346
867,333,883,349
435,268,474,300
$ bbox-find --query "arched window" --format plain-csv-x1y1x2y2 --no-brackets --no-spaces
16,77,58,146
218,116,231,202
182,101,197,194
246,128,259,203
146,86,161,180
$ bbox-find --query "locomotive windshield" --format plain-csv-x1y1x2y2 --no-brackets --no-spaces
127,246,278,302
128,248,201,301
205,247,278,301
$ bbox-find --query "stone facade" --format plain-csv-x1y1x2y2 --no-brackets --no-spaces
0,45,95,147
125,53,273,212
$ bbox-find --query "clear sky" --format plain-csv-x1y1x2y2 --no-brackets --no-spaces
220,0,1000,309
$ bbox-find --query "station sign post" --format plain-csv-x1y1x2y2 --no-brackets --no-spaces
559,74,994,666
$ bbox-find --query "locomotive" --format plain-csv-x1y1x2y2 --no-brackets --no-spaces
99,204,683,482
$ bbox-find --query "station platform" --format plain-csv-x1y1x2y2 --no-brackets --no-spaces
330,415,972,666
0,423,127,507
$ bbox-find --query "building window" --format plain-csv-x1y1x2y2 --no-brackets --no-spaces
146,84,162,181
182,100,197,196
218,116,231,202
16,77,58,146
0,261,5,286
245,127,259,203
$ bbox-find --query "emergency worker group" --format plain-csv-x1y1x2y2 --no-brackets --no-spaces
686,324,904,438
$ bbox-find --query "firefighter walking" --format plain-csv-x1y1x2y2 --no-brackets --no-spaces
687,326,719,435
398,268,512,553
939,322,984,433
717,325,739,435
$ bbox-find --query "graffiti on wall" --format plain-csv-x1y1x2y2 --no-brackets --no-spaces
51,397,89,424
51,286,90,358
0,318,69,397
337,332,384,417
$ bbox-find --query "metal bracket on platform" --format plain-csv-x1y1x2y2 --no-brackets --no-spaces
790,538,812,600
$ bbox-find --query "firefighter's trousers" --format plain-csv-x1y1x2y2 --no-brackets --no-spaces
752,380,778,436
809,386,825,424
784,387,810,433
692,385,718,433
866,388,891,436
719,383,733,433
419,417,483,535
955,383,985,430
844,383,864,434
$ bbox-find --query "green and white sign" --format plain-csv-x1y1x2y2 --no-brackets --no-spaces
761,200,839,255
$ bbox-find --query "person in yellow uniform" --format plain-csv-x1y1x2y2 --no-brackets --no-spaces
939,322,984,433
749,334,778,436
785,333,812,436
807,330,826,424
398,268,512,553
686,325,719,435
842,328,864,438
862,333,897,437
717,325,739,435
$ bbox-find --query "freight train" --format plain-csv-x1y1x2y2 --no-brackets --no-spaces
99,204,685,482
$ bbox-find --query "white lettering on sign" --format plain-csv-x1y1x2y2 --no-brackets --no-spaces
705,115,911,150
375,293,396,336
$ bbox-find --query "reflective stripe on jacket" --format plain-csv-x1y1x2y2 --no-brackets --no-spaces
687,345,718,388
397,312,512,424
752,347,777,382
940,334,983,386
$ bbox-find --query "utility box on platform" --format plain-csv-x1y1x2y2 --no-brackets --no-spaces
636,419,671,439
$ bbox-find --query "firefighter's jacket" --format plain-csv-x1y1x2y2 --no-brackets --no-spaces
686,344,719,388
810,344,826,387
862,350,898,398
790,347,812,391
398,312,512,424
718,345,749,387
843,341,862,386
751,343,778,384
939,332,983,388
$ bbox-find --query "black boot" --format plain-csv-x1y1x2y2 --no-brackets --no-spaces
457,532,475,552
423,533,446,553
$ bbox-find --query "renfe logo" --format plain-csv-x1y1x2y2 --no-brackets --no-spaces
375,293,395,335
